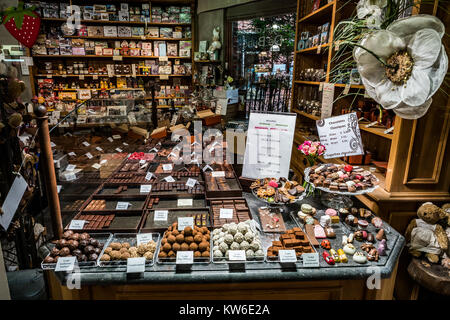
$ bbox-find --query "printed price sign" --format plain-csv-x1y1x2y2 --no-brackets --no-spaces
302,253,320,267
116,202,130,210
85,152,93,159
176,251,193,265
69,220,85,230
229,250,246,261
82,141,90,147
164,175,175,182
96,147,103,152
140,185,152,193
55,256,77,272
92,163,101,169
136,233,154,246
279,250,297,263
162,164,173,171
68,152,76,156
177,217,194,230
212,171,225,178
127,257,145,273
66,164,76,171
220,208,233,219
107,137,114,142
115,148,123,153
177,198,193,207
154,210,168,221
65,172,76,181
145,172,154,181
113,135,121,139
185,178,197,188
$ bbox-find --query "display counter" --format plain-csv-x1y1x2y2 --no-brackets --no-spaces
46,193,404,300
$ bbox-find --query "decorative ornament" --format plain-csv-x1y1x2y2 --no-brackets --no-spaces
354,15,448,119
1,2,41,48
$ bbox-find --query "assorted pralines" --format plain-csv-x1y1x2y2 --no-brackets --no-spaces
251,177,305,203
100,240,157,262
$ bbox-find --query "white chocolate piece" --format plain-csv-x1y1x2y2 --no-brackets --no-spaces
353,251,367,264
341,235,348,247
343,244,356,255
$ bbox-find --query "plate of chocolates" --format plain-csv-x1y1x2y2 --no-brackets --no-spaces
250,177,305,205
304,164,379,195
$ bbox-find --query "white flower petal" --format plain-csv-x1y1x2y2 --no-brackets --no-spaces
408,28,441,69
387,14,445,42
357,58,385,86
400,69,431,107
428,45,449,97
374,79,402,109
361,78,377,100
373,0,387,8
393,99,433,120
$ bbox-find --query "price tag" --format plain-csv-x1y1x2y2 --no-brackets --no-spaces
55,256,77,272
279,250,297,263
343,83,351,95
50,141,57,148
319,82,324,91
82,141,90,147
126,257,145,273
79,75,85,80
113,56,123,61
139,160,146,165
191,141,200,146
113,135,121,139
177,198,193,207
365,121,378,128
116,202,130,210
176,251,193,265
212,171,225,178
159,56,169,62
212,141,221,147
65,172,76,181
220,208,233,219
46,75,52,79
177,217,194,230
136,233,154,246
164,175,175,182
69,220,86,230
123,142,129,146
68,152,76,157
185,178,197,188
168,152,177,158
107,137,114,142
384,126,395,134
64,132,72,137
335,40,341,51
100,159,108,165
115,148,123,153
203,165,213,172
159,75,169,80
162,164,173,171
92,163,101,169
85,152,93,159
66,164,76,171
229,250,246,261
140,184,152,193
57,185,62,193
145,172,154,181
96,147,103,152
302,253,320,267
93,75,98,80
154,210,168,221
317,45,321,54
150,147,158,152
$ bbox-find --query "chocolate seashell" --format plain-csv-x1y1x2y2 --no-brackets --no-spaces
59,247,70,257
50,247,60,257
63,230,73,239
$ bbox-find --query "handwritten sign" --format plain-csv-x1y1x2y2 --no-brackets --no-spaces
177,217,194,230
154,210,168,221
321,83,335,119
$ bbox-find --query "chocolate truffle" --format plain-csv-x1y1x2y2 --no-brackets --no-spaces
167,235,176,244
43,256,55,264
194,251,201,258
172,243,181,251
158,251,167,258
167,251,176,258
180,243,189,251
199,241,209,252
120,252,130,260
110,242,122,250
100,254,110,261
59,247,70,256
121,242,130,249
50,247,60,257
202,251,210,257
119,247,129,254
163,243,172,252
194,234,203,243
184,226,193,236
185,236,194,244
189,242,198,251
176,234,185,244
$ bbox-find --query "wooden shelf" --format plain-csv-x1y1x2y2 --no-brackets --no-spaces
294,81,365,90
296,43,330,54
33,55,191,60
194,60,221,63
35,74,191,78
65,35,191,41
298,1,335,23
294,80,321,85
359,124,394,140
41,18,191,27
292,108,320,121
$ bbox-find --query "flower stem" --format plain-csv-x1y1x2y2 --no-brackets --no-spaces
342,41,395,69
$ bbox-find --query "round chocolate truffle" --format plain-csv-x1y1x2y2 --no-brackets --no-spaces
172,243,181,251
172,229,179,236
100,254,110,261
167,235,176,244
201,251,210,258
180,243,189,251
184,226,193,236
167,250,176,258
194,234,203,243
50,247,60,257
199,241,209,252
63,230,73,239
88,253,98,261
176,234,184,244
120,252,130,260
189,242,198,251
121,242,130,249
194,251,201,258
185,236,194,244
59,247,70,257
43,256,55,264
163,243,172,252
158,251,167,258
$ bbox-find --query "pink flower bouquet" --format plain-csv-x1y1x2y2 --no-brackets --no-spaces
298,140,326,167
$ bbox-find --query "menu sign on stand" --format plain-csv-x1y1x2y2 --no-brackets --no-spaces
242,112,296,179
316,113,364,159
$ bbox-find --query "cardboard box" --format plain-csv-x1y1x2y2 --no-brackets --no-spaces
151,126,167,139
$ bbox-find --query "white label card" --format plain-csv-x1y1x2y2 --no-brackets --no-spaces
113,56,123,61
65,172,76,181
343,83,351,95
140,185,152,193
321,83,335,119
177,217,194,230
123,142,128,146
177,198,193,207
115,148,123,153
185,178,197,188
366,121,378,128
145,172,154,181
96,147,103,152
57,185,62,193
384,126,395,134
162,164,173,171
212,171,225,178
127,257,145,273
176,251,193,264
136,233,153,246
82,141,90,147
55,256,77,272
139,160,146,165
229,250,246,261
302,253,320,267
113,135,121,139
164,176,175,182
154,210,168,221
69,220,86,230
50,141,57,148
0,175,28,230
68,152,76,156
100,159,108,165
92,163,101,169
203,165,213,172
279,250,297,263
159,56,168,62
85,152,93,159
107,137,114,142
220,208,233,219
116,202,130,210
66,164,76,171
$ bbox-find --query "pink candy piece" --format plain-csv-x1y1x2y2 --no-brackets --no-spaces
268,180,278,188
314,225,327,239
325,208,337,216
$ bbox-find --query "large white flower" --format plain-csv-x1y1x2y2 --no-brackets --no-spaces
353,15,448,119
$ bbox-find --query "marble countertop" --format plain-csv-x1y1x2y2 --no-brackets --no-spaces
51,193,405,286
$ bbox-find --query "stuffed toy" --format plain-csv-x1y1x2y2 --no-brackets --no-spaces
405,202,448,263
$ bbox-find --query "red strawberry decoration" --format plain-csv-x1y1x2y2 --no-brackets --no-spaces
344,165,353,173
1,2,40,48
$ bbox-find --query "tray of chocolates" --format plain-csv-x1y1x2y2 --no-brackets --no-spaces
209,198,252,228
146,196,207,210
304,164,379,195
65,212,146,233
96,185,152,198
250,178,305,204
150,180,205,196
259,207,287,233
98,233,160,268
60,199,85,213
41,232,112,270
266,227,316,262
204,171,243,198
141,208,211,232
106,172,157,185
156,224,212,264
80,197,146,213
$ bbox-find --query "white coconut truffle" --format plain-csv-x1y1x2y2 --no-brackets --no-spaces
212,229,220,235
219,242,228,253
228,224,238,235
230,242,240,250
246,249,254,259
222,224,230,232
224,234,234,245
237,222,248,234
213,250,223,258
244,231,254,243
233,232,244,243
250,241,261,252
218,231,225,238
213,234,220,242
213,245,219,251
240,240,250,251
254,249,264,257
